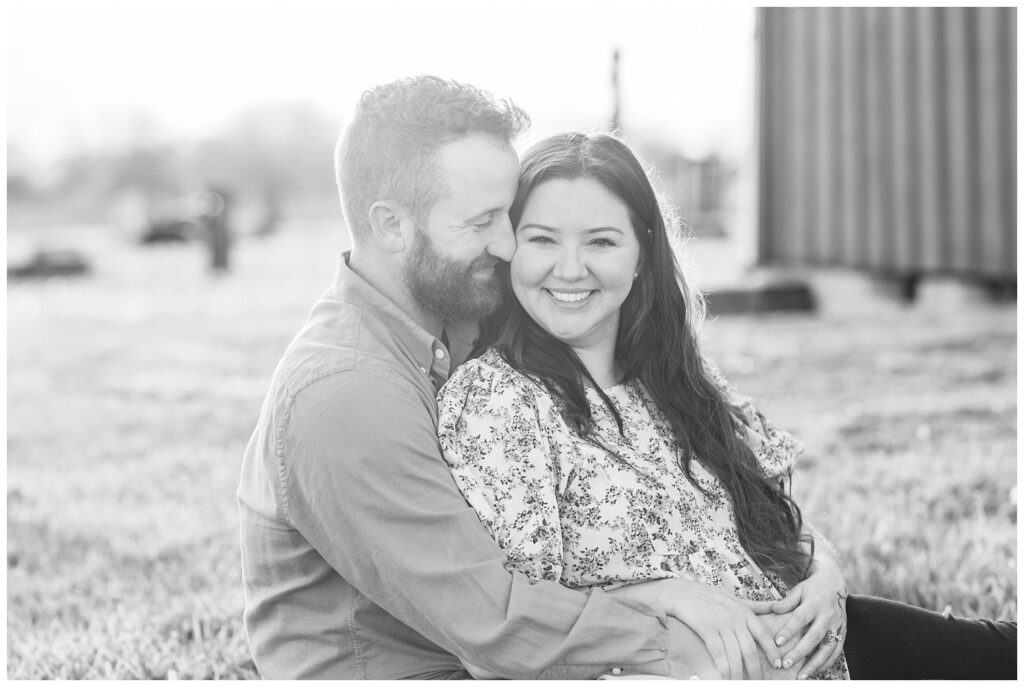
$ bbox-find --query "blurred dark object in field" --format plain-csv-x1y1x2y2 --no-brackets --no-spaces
866,273,1017,306
254,186,281,239
139,218,200,244
135,194,203,246
705,277,815,315
8,248,91,280
202,189,233,273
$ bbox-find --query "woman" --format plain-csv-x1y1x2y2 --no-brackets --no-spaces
437,133,1015,680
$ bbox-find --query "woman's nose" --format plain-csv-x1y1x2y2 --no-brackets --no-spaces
553,247,588,281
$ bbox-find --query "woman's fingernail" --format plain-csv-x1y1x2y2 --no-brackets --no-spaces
776,635,786,646
798,673,808,680
774,659,782,669
783,659,793,669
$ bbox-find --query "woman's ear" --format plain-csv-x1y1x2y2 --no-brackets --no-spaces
368,201,410,252
633,250,644,282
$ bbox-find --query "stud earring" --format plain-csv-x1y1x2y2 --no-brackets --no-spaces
633,271,639,281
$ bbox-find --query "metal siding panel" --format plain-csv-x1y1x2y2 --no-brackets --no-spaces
915,8,946,271
1000,9,1016,276
890,8,919,273
945,8,976,272
963,9,984,275
767,9,788,264
977,9,1007,278
792,8,814,265
755,9,772,265
781,9,799,263
865,8,895,271
854,10,872,269
757,6,1013,281
838,9,863,268
815,9,840,264
765,9,790,265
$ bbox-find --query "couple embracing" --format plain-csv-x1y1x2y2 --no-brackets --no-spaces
237,76,1015,680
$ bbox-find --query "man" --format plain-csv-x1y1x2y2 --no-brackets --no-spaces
236,75,721,679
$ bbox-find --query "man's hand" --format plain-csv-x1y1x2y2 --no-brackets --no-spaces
608,578,784,679
665,618,721,679
666,615,805,680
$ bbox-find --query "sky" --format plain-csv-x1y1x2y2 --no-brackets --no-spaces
7,0,756,167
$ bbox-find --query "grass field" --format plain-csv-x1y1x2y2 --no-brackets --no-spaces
7,224,1017,678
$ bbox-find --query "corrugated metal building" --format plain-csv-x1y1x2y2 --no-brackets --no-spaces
756,7,1016,284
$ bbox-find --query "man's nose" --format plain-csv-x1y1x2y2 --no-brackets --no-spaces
486,216,515,262
553,246,588,281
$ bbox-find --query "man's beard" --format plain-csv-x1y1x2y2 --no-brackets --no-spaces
401,229,504,322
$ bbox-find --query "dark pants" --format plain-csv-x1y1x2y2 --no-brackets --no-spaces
844,595,1017,679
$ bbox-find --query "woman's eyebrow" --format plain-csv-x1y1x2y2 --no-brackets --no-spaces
519,223,624,234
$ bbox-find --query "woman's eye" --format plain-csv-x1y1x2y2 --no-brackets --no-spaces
525,235,554,244
590,238,617,247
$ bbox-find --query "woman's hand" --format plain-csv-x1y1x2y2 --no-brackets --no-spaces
751,556,848,678
665,580,786,680
609,578,784,680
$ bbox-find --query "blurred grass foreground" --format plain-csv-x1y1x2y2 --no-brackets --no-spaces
7,224,1016,678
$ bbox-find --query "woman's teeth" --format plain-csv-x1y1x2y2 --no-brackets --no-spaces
547,290,593,303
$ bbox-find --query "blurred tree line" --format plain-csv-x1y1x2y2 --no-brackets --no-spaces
8,102,342,231
8,101,739,241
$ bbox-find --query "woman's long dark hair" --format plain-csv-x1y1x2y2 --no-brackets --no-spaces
476,132,813,587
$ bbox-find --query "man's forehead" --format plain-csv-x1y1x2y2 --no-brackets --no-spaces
434,136,519,208
439,135,518,174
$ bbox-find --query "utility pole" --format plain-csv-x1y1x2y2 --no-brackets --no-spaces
610,47,622,133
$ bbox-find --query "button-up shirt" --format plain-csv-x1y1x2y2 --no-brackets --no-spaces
237,252,687,679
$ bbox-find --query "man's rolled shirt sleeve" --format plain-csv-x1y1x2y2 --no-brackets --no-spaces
280,368,676,679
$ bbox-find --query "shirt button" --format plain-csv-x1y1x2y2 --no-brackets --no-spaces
611,667,623,676
434,349,445,360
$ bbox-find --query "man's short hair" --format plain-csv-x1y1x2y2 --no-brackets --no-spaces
335,75,530,242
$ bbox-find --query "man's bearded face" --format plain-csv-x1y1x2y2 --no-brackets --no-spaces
402,227,505,322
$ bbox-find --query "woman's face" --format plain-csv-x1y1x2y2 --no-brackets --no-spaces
511,177,641,354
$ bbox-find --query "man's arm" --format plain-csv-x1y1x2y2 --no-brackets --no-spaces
279,370,683,679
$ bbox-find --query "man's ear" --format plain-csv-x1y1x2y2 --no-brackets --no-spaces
368,201,410,252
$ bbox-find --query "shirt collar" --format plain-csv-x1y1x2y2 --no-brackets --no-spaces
331,251,478,376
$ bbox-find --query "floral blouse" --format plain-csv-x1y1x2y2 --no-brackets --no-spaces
437,347,848,680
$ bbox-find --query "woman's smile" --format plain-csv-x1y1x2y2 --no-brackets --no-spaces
544,288,597,304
